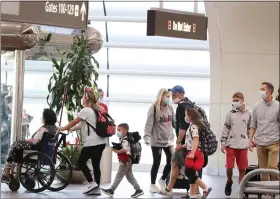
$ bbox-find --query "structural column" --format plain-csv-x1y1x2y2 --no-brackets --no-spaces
10,50,25,143
205,2,279,176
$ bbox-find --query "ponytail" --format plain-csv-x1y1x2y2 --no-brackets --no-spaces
85,88,105,113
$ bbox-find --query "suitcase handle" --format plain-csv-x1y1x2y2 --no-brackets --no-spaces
248,165,258,169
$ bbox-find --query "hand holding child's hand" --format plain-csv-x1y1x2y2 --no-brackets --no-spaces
221,144,226,153
187,152,195,159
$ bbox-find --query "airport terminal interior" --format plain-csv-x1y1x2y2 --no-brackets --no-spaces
0,1,279,198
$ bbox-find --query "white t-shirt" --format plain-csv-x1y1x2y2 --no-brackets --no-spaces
121,137,131,156
185,124,199,150
78,107,106,147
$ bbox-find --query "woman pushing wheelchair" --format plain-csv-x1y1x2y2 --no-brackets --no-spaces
1,108,58,184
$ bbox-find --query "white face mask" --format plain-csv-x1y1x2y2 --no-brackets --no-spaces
172,98,180,104
260,90,267,99
232,101,241,110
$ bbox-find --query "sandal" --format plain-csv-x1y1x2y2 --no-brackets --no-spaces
201,187,212,199
1,175,10,184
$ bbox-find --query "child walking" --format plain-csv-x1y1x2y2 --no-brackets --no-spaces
101,123,144,198
221,92,251,196
184,108,212,199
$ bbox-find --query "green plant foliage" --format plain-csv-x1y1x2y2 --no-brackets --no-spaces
59,138,81,170
47,35,99,121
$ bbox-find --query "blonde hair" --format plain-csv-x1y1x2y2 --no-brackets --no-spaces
85,89,104,112
154,88,170,115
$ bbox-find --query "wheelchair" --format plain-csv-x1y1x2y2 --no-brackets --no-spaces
5,131,73,193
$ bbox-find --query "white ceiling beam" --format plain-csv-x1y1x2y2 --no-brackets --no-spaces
89,16,146,23
39,32,209,51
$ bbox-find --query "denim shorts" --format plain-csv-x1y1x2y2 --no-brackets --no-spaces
171,148,187,166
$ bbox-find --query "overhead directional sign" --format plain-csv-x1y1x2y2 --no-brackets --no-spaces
1,1,89,30
147,8,208,40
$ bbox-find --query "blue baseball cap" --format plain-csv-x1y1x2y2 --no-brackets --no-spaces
168,85,185,94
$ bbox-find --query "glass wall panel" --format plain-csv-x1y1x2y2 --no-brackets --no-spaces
107,22,209,46
39,25,74,35
109,75,210,103
89,1,105,17
1,69,107,101
89,21,107,41
107,101,209,164
163,1,195,12
198,2,206,14
108,48,210,73
104,1,159,17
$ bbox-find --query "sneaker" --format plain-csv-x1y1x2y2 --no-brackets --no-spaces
87,188,101,195
150,184,160,193
131,189,144,198
159,188,173,196
101,188,114,197
201,187,212,199
224,181,233,196
158,178,166,188
1,175,10,184
83,182,98,194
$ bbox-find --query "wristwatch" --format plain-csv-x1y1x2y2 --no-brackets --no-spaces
176,140,181,144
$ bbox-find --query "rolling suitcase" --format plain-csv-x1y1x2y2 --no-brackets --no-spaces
166,166,190,191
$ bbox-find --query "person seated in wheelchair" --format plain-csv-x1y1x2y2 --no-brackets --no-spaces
1,108,57,184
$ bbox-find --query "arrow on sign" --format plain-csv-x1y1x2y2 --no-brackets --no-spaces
80,2,86,22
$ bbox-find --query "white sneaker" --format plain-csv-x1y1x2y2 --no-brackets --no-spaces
150,184,160,193
87,188,101,195
158,178,166,188
83,182,98,194
159,188,173,197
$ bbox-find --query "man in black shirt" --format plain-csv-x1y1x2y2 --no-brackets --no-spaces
160,85,193,196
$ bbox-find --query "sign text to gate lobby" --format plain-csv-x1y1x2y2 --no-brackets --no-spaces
147,8,208,41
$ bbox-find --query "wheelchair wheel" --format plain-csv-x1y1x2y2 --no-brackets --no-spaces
47,152,73,192
8,175,20,192
19,151,55,193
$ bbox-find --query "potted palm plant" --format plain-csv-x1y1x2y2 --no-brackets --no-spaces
47,33,102,183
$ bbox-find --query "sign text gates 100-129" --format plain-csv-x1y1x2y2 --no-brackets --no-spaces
1,1,89,30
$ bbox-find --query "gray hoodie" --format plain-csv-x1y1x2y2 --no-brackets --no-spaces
220,106,251,149
144,104,175,147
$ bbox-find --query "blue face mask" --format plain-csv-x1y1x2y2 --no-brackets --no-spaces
117,131,122,138
163,98,170,105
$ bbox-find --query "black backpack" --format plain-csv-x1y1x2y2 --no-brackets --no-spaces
185,100,210,127
86,110,116,138
190,124,218,156
125,132,142,164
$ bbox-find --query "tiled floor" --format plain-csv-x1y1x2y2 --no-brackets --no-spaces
1,171,240,198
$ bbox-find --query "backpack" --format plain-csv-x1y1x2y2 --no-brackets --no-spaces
86,110,116,138
190,124,218,156
185,100,210,127
125,132,142,164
